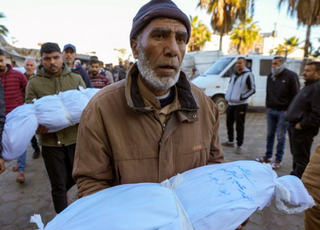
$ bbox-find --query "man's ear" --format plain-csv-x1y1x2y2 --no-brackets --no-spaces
130,39,139,59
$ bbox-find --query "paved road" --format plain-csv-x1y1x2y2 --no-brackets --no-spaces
0,109,318,230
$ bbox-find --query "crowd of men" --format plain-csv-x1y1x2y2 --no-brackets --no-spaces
221,56,320,229
0,0,319,229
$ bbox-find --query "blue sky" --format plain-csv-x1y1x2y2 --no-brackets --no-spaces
0,0,319,63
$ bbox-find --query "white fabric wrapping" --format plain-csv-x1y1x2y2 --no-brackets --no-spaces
34,88,97,133
2,104,38,161
33,161,314,230
161,176,194,230
34,95,71,133
275,175,315,214
58,90,89,125
30,214,44,230
79,86,100,100
2,88,100,160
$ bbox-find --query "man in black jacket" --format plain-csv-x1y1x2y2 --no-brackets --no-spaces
256,56,300,169
62,44,93,88
0,80,5,174
286,61,320,178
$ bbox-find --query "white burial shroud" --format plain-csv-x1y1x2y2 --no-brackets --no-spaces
31,161,315,230
1,87,100,161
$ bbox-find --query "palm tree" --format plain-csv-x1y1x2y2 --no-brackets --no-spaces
279,0,320,58
188,16,212,52
0,12,9,36
229,16,260,54
198,0,255,50
275,36,301,56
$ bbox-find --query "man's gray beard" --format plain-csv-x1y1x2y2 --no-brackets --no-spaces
136,49,180,91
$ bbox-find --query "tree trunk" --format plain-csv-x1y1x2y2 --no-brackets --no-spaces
237,37,242,53
219,32,223,50
300,24,312,75
304,24,311,58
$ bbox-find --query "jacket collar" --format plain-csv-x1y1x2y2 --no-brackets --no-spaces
305,78,320,86
235,67,250,76
125,63,199,112
36,62,71,78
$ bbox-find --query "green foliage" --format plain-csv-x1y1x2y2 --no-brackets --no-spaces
229,16,261,54
0,12,9,36
279,0,320,58
188,16,212,51
198,0,255,49
275,36,301,55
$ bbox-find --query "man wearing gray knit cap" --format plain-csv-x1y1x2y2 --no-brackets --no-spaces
74,0,223,200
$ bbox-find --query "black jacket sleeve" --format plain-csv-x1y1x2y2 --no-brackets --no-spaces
266,73,271,108
241,72,255,99
0,81,6,158
74,67,93,88
300,84,320,129
289,73,300,103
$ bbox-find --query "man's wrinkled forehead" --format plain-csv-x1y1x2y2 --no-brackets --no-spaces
25,60,36,65
141,18,188,37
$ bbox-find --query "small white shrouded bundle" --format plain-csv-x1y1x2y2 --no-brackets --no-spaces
2,104,38,161
2,88,100,160
35,90,89,133
34,95,70,133
31,161,315,230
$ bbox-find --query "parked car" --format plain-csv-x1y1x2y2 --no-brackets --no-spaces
192,55,302,114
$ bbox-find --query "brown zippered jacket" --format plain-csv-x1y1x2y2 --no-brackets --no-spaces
73,64,224,198
302,137,320,190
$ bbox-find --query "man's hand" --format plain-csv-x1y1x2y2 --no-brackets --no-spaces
295,123,302,130
0,158,6,174
235,218,250,230
36,124,49,135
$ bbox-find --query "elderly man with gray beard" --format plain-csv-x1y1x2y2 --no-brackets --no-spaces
73,0,224,197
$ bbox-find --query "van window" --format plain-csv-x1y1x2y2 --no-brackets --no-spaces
223,64,235,78
246,59,252,71
260,59,272,76
205,57,235,75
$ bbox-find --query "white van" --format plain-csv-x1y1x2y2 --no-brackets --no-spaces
191,55,302,113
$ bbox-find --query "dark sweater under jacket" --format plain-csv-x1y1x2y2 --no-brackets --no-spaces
0,80,5,158
266,68,300,110
286,78,320,129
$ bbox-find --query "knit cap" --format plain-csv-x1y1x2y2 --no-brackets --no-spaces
130,0,191,43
